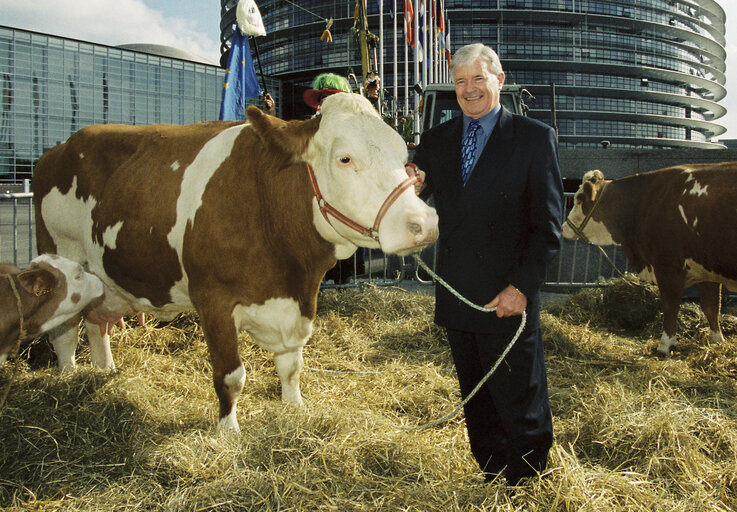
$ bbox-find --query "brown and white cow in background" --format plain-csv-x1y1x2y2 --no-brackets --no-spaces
562,164,737,355
0,254,104,365
33,92,439,432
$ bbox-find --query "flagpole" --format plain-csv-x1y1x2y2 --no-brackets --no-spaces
250,36,268,96
413,0,420,144
379,0,384,116
393,0,398,128
429,0,435,84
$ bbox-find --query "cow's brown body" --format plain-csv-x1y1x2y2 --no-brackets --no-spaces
563,163,737,353
32,93,438,431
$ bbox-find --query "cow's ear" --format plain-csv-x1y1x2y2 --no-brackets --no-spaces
247,106,321,159
586,169,605,184
582,180,597,203
17,268,57,296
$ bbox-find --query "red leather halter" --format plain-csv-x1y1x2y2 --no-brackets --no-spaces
305,163,420,242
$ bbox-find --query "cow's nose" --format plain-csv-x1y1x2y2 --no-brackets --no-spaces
407,212,439,244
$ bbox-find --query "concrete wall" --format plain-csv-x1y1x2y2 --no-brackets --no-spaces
559,149,737,180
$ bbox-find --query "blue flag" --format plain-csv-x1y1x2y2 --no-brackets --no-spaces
219,27,260,120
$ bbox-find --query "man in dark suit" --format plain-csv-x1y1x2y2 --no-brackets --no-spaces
408,43,563,485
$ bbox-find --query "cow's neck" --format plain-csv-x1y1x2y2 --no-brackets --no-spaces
266,162,342,273
596,180,647,271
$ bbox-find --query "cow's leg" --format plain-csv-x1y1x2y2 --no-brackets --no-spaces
198,310,245,433
49,317,80,371
84,319,116,370
655,271,685,355
274,347,304,406
699,282,725,344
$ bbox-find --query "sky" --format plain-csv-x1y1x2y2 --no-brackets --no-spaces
1,0,736,140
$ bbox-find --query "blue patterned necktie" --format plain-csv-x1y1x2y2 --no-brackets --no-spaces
461,120,481,186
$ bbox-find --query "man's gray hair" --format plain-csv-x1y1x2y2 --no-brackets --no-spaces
450,43,503,75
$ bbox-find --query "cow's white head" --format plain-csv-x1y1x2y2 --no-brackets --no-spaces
303,93,438,256
562,169,616,245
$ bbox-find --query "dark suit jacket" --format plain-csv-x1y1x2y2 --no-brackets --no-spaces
413,106,563,334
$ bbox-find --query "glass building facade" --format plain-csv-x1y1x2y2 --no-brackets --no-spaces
0,26,229,183
221,0,727,149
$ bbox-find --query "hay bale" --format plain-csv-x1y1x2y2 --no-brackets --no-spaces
548,276,661,331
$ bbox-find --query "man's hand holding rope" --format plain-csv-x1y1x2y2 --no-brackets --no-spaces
485,285,527,317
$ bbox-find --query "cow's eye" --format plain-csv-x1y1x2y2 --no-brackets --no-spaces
339,156,351,165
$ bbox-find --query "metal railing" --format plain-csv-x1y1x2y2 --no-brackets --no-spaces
1,190,629,289
0,185,35,267
321,192,632,290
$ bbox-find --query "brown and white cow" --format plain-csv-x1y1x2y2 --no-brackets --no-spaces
562,164,737,354
0,254,104,364
33,92,438,432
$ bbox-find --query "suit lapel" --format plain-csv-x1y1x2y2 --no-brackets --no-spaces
436,117,464,193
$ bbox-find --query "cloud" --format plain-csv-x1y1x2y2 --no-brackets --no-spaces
0,0,220,63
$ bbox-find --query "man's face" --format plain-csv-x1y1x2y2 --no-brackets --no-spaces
453,59,505,119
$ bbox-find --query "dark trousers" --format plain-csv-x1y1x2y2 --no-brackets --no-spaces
446,326,553,484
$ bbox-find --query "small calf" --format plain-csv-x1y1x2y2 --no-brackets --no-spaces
0,254,104,365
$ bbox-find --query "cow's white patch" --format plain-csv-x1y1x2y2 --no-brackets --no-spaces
683,258,737,291
275,349,304,405
102,221,124,249
678,204,688,225
40,176,97,264
233,298,310,407
217,410,240,433
171,161,180,171
225,364,246,393
232,297,312,353
86,322,116,369
657,332,676,354
0,353,8,365
216,364,246,433
688,180,708,197
167,125,246,301
562,202,616,245
49,321,80,371
637,265,657,285
79,153,84,159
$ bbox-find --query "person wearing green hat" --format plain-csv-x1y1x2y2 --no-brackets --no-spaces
303,73,353,113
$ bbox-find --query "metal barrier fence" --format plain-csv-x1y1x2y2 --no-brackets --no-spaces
322,192,633,290
1,191,629,288
0,191,35,267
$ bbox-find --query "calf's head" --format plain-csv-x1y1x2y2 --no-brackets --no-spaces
0,254,104,363
297,93,438,255
562,169,615,245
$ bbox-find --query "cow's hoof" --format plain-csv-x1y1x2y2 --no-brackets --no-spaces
216,415,241,434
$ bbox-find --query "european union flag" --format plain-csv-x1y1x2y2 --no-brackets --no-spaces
219,27,260,120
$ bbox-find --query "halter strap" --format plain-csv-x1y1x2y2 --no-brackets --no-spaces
6,274,25,342
565,181,608,243
306,163,419,242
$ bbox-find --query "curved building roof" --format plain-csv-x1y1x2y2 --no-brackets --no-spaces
117,43,215,65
